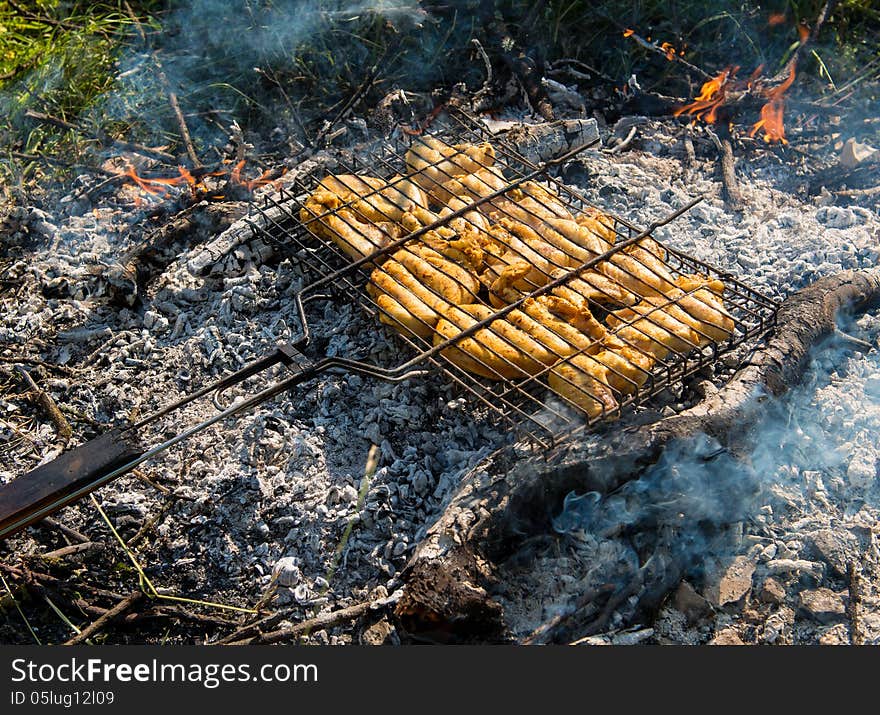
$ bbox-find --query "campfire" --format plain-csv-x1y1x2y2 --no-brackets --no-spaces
121,160,288,203
1,0,878,649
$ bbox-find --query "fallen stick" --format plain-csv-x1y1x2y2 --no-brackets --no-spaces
65,591,144,645
212,612,288,645
706,128,743,210
24,110,176,164
847,560,865,645
398,269,880,641
42,517,90,544
228,600,376,645
160,71,202,169
39,542,104,561
623,29,712,81
15,365,72,442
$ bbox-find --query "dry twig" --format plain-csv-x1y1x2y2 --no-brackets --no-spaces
15,365,72,441
229,600,376,645
65,591,144,645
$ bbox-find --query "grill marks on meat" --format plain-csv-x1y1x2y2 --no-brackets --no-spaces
299,136,736,423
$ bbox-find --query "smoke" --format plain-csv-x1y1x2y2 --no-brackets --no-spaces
552,310,880,597
98,1,428,149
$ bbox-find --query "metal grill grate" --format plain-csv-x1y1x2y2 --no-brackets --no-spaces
242,109,779,448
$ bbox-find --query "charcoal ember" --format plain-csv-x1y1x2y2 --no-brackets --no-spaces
758,577,786,605
798,588,847,624
761,606,795,644
805,529,858,578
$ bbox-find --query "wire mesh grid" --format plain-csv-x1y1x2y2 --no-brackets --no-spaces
243,109,779,448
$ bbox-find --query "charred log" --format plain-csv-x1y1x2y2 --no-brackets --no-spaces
397,269,880,641
102,201,244,305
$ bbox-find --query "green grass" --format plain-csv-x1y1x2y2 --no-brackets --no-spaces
0,1,164,188
0,1,877,198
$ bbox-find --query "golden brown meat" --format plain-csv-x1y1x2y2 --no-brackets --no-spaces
301,191,401,261
433,303,555,380
548,354,619,420
505,295,606,360
367,244,481,339
314,174,432,227
405,138,497,205
490,181,574,231
547,343,654,419
576,207,617,248
606,298,703,358
599,236,678,298
437,195,491,237
437,166,507,207
481,219,573,305
669,275,735,343
548,267,638,308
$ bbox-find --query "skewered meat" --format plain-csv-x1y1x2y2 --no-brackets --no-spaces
367,244,481,339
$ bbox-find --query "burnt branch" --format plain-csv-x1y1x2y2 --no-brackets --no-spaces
397,269,880,641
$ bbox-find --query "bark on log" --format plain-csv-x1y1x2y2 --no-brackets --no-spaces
397,269,880,641
103,201,244,305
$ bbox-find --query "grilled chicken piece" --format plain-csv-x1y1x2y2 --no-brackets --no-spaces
437,195,490,236
506,296,607,359
437,166,507,207
315,174,431,226
548,355,618,419
670,275,735,343
433,303,554,380
301,191,401,261
606,275,734,355
600,236,678,298
549,267,638,308
606,299,703,358
418,229,485,274
482,212,634,308
481,219,573,305
367,245,481,339
490,181,574,229
406,138,496,204
576,207,617,248
548,344,654,419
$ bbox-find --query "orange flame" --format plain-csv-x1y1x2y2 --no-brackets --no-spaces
768,12,787,26
749,65,796,144
623,28,634,38
673,66,738,124
660,42,676,61
121,160,287,200
797,22,810,44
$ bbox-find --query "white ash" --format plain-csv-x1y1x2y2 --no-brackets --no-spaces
2,114,879,644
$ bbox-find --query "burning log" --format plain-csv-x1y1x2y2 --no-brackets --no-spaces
397,269,880,641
